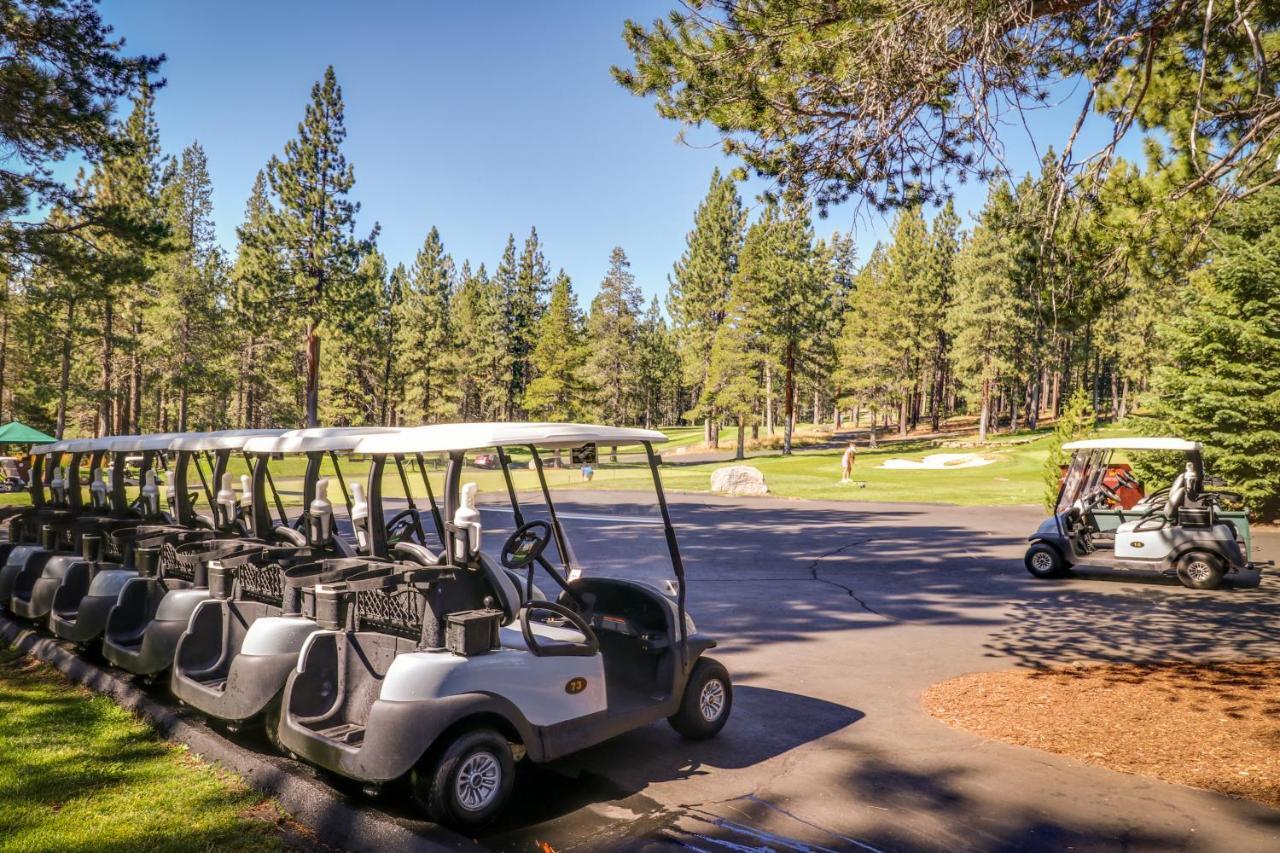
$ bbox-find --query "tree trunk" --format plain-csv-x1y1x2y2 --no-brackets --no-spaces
100,301,114,435
978,378,990,444
735,414,745,460
782,345,795,455
305,321,321,428
868,415,877,448
1119,377,1130,420
765,363,775,435
56,298,75,439
898,397,908,438
129,317,142,434
812,389,820,429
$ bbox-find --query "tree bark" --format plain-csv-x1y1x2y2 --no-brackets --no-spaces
735,414,745,460
978,378,990,444
100,301,114,435
56,298,75,439
765,363,774,435
782,345,795,455
305,320,321,428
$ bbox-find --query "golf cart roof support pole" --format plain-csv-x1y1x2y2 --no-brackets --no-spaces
392,454,427,542
29,451,44,506
643,441,688,656
111,450,128,517
303,453,322,513
495,446,525,526
191,451,215,515
443,451,464,520
415,453,446,546
66,452,83,511
327,450,354,517
249,453,272,536
367,454,388,558
528,446,573,574
264,459,289,527
172,450,192,525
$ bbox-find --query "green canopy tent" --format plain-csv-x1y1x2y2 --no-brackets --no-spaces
0,421,56,445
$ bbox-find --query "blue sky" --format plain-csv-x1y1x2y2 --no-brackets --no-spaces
99,1,1142,304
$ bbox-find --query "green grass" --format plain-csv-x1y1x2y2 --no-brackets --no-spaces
0,646,286,852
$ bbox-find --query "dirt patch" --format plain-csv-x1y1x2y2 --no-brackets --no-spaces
924,661,1280,807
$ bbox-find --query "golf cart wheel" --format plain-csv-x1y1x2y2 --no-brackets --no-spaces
262,693,285,753
412,728,514,830
1024,543,1068,579
668,657,732,739
1177,552,1226,590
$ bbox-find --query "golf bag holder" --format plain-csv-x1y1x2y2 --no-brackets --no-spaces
163,539,273,589
280,558,387,617
135,545,161,577
313,564,456,649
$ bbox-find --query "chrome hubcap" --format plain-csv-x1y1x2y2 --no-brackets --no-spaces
699,679,726,722
455,752,500,811
1031,552,1054,572
1187,560,1212,582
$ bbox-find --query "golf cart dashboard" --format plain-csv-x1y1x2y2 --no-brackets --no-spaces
565,579,671,651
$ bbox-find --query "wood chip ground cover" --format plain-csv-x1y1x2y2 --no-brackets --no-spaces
924,661,1280,808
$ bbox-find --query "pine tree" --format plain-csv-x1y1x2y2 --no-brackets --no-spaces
397,227,457,424
1149,188,1280,519
669,170,746,439
524,271,587,420
948,185,1031,443
260,66,369,428
323,249,387,425
232,170,300,428
453,263,510,420
584,248,643,425
634,296,679,429
1042,389,1095,511
702,283,764,459
837,244,899,445
506,227,549,416
736,202,822,454
925,200,960,430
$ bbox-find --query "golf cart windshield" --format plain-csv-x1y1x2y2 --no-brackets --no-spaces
470,441,678,590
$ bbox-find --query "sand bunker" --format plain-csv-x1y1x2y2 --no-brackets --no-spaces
879,452,994,470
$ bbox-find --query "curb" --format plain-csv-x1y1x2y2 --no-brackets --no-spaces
0,614,462,853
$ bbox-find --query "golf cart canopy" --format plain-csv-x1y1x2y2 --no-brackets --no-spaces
352,422,667,455
1063,437,1202,452
98,432,188,453
169,429,288,452
243,426,399,455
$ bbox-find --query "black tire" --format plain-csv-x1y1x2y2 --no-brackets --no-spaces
668,657,732,739
1176,551,1226,590
412,728,515,830
1024,542,1068,579
261,692,285,753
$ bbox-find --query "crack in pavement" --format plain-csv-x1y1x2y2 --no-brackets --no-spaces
805,536,892,619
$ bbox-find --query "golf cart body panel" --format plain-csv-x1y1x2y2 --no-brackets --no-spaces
1028,437,1262,587
274,423,731,823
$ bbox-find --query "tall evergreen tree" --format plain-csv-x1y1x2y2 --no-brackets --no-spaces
506,227,549,417
1149,188,1280,519
259,66,369,427
524,271,587,421
669,169,746,440
397,227,457,424
453,263,510,420
584,248,643,425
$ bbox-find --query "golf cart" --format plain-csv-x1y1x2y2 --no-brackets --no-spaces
103,427,394,677
275,423,731,830
0,456,25,493
0,439,85,610
46,430,285,645
1026,437,1266,589
170,427,409,732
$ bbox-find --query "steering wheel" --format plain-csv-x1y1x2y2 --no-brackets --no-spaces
500,520,587,609
1098,483,1121,504
519,600,599,657
385,508,426,544
500,520,552,570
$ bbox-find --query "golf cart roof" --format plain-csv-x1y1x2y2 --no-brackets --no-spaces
1062,437,1202,452
353,422,668,455
98,432,189,453
169,429,289,451
242,426,400,454
31,435,118,455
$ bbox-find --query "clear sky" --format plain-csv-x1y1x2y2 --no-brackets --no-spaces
98,1,1142,304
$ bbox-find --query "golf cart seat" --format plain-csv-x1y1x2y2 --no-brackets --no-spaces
1117,472,1190,534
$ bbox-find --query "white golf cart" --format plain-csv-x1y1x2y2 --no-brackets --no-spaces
1026,437,1266,589
274,423,732,830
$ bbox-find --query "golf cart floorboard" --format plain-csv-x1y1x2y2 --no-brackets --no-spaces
316,722,365,745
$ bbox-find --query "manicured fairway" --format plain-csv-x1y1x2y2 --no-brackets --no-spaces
0,647,286,852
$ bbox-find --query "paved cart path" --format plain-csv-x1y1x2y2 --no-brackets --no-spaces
455,494,1280,852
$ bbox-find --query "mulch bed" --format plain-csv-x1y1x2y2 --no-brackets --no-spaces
923,661,1280,808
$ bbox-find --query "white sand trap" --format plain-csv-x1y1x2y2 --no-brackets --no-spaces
879,452,995,470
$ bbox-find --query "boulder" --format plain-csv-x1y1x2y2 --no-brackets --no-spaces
710,465,768,497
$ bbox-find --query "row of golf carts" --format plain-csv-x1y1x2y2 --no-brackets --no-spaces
0,424,732,829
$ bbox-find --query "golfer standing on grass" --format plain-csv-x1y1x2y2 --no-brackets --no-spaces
840,442,856,483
